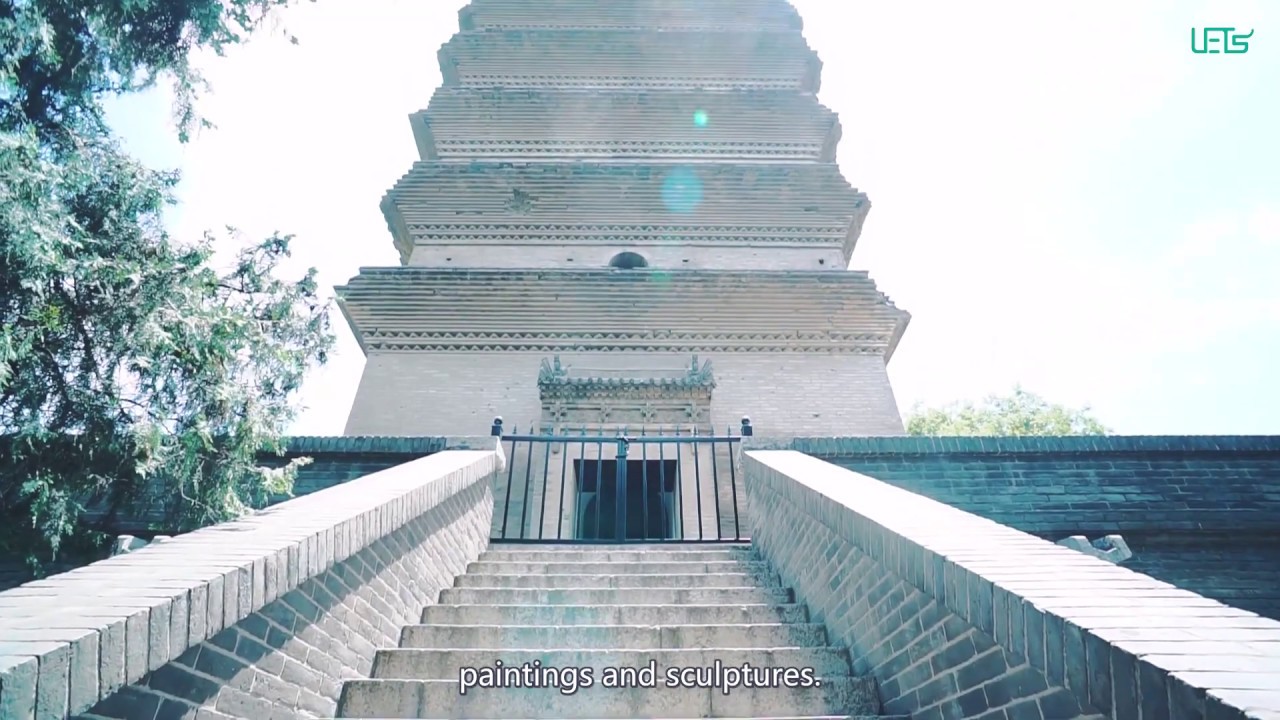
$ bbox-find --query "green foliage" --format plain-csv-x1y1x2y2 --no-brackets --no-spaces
905,386,1110,437
0,0,329,574
1,0,305,143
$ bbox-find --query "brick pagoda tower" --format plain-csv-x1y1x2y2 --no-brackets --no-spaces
338,0,910,437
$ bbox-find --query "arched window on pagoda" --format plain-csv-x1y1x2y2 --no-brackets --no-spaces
608,251,649,269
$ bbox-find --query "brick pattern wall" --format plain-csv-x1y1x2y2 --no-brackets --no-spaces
747,452,1104,720
793,436,1280,622
0,450,497,720
345,351,905,438
1123,533,1280,622
744,450,1280,720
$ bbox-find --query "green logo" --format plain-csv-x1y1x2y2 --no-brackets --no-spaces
1192,27,1253,53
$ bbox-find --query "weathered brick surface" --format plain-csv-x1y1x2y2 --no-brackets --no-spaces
795,436,1280,623
793,436,1280,535
0,450,498,720
744,450,1280,720
1122,533,1280,622
345,350,906,438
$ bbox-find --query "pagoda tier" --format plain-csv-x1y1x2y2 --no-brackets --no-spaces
412,89,841,162
381,162,868,267
458,0,802,32
341,1,912,437
336,268,909,359
438,30,821,91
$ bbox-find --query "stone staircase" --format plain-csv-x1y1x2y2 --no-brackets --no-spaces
337,543,901,719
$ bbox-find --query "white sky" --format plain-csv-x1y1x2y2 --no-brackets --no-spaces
106,0,1280,436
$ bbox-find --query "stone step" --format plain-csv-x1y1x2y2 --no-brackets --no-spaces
455,572,781,590
466,560,774,575
421,603,810,626
370,647,853,681
481,545,756,564
438,586,792,606
338,675,880,718
399,623,829,650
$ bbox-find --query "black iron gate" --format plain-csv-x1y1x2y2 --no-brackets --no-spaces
489,417,753,543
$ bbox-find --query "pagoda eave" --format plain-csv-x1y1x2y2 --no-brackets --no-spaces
336,267,909,360
458,0,803,33
436,29,823,92
380,161,867,233
409,89,843,162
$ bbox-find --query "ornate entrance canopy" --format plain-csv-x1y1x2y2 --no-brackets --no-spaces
537,354,715,429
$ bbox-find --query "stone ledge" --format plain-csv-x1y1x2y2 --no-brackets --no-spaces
278,435,448,454
791,435,1280,455
0,450,499,719
745,450,1280,719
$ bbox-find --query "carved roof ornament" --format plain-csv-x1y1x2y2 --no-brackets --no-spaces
686,355,714,386
537,355,716,391
538,355,570,384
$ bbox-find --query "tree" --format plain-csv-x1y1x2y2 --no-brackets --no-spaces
905,386,1110,437
1,0,331,575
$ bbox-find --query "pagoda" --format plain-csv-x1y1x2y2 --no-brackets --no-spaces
337,0,911,438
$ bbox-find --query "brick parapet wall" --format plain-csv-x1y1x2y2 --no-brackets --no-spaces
745,450,1280,720
785,435,1280,623
0,449,499,720
789,435,1280,535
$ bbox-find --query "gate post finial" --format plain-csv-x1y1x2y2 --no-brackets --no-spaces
491,416,504,437
741,416,754,437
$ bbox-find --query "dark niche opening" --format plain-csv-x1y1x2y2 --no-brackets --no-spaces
608,251,649,269
575,459,678,540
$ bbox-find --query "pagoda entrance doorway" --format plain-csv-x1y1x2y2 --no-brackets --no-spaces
488,420,751,543
574,458,679,541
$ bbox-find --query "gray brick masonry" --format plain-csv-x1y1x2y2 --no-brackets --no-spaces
794,436,1280,623
744,449,1280,720
344,351,906,438
0,449,498,720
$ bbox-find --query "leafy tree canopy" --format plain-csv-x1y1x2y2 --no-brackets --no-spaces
905,386,1110,437
1,0,330,575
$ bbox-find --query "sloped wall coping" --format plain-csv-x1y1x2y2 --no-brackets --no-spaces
0,449,500,719
746,450,1280,719
789,435,1280,455
277,435,449,454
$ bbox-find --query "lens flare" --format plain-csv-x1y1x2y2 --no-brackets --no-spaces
661,167,704,214
693,110,709,127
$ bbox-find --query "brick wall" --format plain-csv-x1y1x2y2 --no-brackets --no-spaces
793,436,1280,621
0,449,499,720
345,351,905,438
795,436,1280,536
745,449,1280,720
1122,534,1280,622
